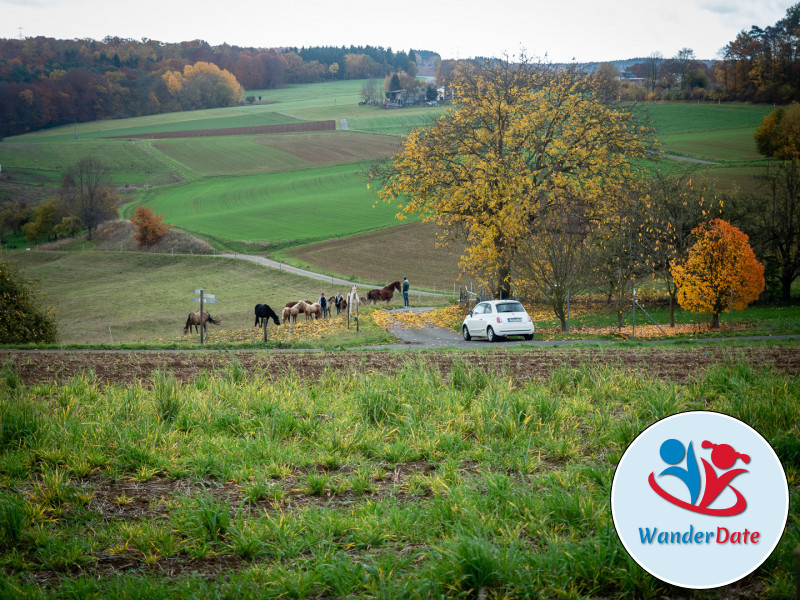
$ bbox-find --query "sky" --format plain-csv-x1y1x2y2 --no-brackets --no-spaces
1,0,794,63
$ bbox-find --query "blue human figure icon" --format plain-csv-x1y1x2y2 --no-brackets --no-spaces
658,438,701,505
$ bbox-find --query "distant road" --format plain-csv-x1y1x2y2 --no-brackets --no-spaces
216,253,444,297
651,150,719,165
663,153,719,165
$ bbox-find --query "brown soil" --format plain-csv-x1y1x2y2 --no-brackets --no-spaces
5,345,800,387
107,120,336,139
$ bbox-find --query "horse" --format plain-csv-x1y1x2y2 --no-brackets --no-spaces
254,304,280,327
295,301,316,321
282,305,300,324
367,281,402,304
183,311,219,334
308,302,323,320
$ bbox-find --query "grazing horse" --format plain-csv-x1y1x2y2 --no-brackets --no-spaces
183,311,219,334
367,281,402,304
254,304,280,327
308,302,323,320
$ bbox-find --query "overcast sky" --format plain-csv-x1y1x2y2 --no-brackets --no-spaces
1,0,793,63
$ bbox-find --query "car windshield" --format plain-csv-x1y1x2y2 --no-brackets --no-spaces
496,302,525,313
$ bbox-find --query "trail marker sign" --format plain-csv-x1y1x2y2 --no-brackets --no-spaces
191,289,217,344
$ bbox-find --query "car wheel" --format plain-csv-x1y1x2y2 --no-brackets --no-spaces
487,326,497,343
523,334,533,341
462,325,471,341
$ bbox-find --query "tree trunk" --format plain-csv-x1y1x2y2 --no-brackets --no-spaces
711,313,720,329
497,264,511,299
669,293,675,328
782,273,793,301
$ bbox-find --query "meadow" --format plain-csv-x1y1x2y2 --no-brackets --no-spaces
2,250,410,346
0,351,798,598
124,163,402,246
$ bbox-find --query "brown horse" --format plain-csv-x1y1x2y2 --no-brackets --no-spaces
281,306,299,324
367,281,402,304
183,311,219,334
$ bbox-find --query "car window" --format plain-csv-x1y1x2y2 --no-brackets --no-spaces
496,302,525,313
474,303,489,314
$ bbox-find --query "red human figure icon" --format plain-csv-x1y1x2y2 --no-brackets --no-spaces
698,441,750,511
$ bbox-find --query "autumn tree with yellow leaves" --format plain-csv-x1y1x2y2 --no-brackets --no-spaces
162,61,243,110
671,219,765,329
374,56,652,297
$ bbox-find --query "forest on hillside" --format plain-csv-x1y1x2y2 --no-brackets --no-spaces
0,39,430,138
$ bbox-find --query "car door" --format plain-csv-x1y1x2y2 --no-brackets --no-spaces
466,303,488,335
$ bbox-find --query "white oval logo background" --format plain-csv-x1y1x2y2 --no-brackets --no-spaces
611,411,789,589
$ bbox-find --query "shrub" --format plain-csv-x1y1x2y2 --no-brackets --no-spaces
0,259,58,344
130,206,172,246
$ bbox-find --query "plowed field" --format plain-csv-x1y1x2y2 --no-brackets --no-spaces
5,345,799,387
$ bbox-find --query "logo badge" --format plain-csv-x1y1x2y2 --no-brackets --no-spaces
611,411,789,589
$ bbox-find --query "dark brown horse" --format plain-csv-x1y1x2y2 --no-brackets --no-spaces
183,311,219,334
367,281,402,304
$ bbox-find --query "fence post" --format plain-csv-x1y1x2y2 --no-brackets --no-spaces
200,290,204,345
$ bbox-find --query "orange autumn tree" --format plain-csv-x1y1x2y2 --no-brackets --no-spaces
131,206,172,246
671,219,765,328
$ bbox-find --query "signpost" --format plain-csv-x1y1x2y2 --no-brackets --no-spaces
191,289,217,345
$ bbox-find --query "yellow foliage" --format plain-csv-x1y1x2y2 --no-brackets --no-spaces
162,71,184,95
183,61,244,98
375,59,652,295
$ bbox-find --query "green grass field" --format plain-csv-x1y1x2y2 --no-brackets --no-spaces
124,162,404,245
0,353,797,598
150,131,399,176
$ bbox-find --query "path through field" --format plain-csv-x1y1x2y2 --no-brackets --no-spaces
217,252,444,297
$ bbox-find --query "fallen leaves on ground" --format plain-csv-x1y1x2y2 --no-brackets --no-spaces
176,315,353,344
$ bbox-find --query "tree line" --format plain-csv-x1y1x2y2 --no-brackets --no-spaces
0,37,433,138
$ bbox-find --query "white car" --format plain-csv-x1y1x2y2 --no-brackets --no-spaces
462,300,535,342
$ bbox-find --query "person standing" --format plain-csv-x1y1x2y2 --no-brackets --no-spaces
319,292,328,318
402,277,410,308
